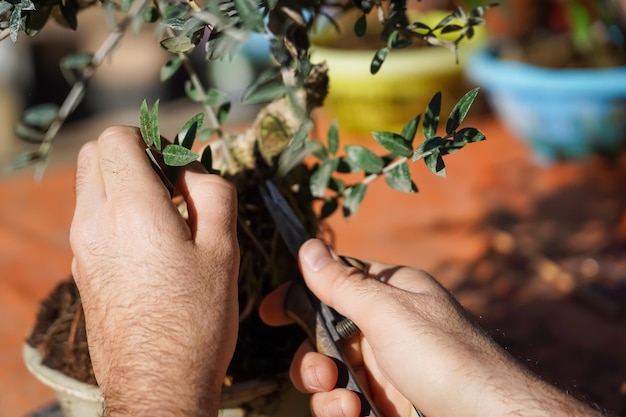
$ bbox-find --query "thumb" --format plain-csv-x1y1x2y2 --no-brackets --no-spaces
298,239,382,324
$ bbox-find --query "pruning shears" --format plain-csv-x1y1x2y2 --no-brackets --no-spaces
260,180,426,417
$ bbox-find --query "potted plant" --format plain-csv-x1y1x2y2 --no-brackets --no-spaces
310,6,487,133
2,0,489,415
465,0,626,161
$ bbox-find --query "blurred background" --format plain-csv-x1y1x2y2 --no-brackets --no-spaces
1,0,626,416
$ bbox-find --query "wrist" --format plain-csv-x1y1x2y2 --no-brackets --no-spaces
94,327,226,417
101,363,222,417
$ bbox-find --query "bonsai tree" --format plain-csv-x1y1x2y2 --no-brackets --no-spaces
2,0,491,410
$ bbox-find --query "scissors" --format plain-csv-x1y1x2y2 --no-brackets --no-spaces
260,179,426,417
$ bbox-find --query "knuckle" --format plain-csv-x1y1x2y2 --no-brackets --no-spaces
98,125,138,144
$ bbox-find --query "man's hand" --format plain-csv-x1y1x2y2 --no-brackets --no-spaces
70,126,240,417
261,239,603,417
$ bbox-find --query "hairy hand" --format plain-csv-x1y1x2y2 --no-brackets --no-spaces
70,126,240,417
261,239,603,417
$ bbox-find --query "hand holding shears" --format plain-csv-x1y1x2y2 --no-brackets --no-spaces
260,180,426,417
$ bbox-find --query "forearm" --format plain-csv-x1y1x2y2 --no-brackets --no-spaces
98,331,224,417
466,346,605,417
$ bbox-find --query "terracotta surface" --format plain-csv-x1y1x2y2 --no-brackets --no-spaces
1,114,626,416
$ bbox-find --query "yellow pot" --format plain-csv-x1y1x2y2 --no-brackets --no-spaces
311,10,486,133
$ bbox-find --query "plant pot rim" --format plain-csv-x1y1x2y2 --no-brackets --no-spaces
23,343,104,402
466,46,626,96
23,343,291,410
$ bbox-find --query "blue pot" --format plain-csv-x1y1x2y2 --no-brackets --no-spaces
466,47,626,161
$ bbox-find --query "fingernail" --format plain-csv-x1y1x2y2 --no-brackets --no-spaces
304,365,323,391
325,396,345,417
301,239,332,272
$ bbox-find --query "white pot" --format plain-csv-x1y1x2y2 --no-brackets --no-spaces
23,344,104,417
24,344,310,417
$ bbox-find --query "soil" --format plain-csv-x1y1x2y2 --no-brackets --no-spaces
27,279,96,385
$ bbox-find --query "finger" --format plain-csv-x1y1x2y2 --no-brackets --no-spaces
310,390,362,417
298,239,385,323
289,341,338,393
177,169,237,247
74,141,105,214
96,126,170,202
369,264,439,295
258,282,293,326
299,240,436,322
71,142,106,255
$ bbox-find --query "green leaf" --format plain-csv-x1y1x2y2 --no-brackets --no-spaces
151,100,161,150
200,146,220,174
0,2,13,15
60,53,94,70
424,151,446,177
217,102,230,124
176,113,204,149
434,14,455,30
184,80,202,102
7,151,43,172
354,14,366,37
386,30,399,48
139,99,160,148
328,177,346,193
146,148,176,194
278,138,323,176
446,87,479,134
320,198,338,219
327,120,339,155
242,83,287,104
199,127,217,141
372,131,412,157
385,162,417,193
160,36,196,53
241,67,283,104
163,17,186,30
343,184,367,217
14,123,44,143
59,0,77,30
440,24,463,34
21,103,59,130
310,158,339,198
162,144,199,166
120,0,133,12
453,127,485,144
10,7,22,42
143,6,159,23
233,0,264,32
344,145,384,173
290,122,310,150
205,88,230,108
59,53,94,84
423,92,441,139
412,136,447,161
400,115,420,145
25,5,51,32
370,47,389,74
408,21,431,32
160,56,183,81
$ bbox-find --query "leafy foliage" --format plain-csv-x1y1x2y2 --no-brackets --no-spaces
4,0,490,219
306,88,484,218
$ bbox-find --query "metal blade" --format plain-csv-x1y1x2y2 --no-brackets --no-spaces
259,179,310,259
